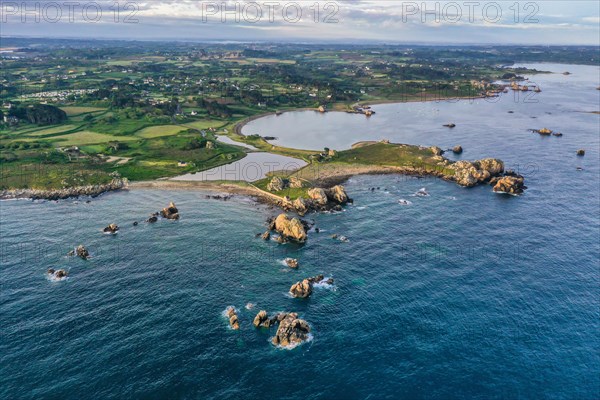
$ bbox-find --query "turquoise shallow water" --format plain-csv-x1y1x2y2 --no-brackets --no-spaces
1,63,599,399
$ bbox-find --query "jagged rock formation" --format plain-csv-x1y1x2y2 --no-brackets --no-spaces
308,188,328,205
272,214,308,243
103,224,119,234
226,306,240,330
326,185,349,204
430,146,445,156
272,313,311,347
285,258,299,268
267,176,285,192
450,159,504,187
491,175,527,195
68,245,90,260
160,202,180,220
289,275,333,298
293,197,308,216
253,310,275,328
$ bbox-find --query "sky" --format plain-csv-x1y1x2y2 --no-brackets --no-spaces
1,0,599,45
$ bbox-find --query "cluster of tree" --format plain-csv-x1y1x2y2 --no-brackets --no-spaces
182,137,208,150
195,98,232,118
8,104,67,125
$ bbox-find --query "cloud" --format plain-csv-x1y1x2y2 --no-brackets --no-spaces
0,0,598,44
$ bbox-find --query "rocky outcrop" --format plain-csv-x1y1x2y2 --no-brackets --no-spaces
326,185,349,204
452,145,463,154
289,177,304,189
160,202,179,220
450,159,504,187
68,245,90,260
289,275,333,298
285,258,299,268
0,176,127,200
48,268,68,279
261,231,271,241
272,313,311,347
267,176,285,192
226,306,240,330
253,310,274,328
491,175,527,195
577,149,585,156
443,123,456,128
308,188,328,206
273,214,307,243
293,197,308,216
147,215,158,223
430,146,444,156
103,224,119,234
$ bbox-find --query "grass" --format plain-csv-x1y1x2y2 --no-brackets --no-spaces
60,106,106,116
182,120,227,131
24,125,80,137
135,125,188,138
51,131,140,146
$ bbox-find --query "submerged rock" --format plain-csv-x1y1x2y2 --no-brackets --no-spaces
147,216,158,223
285,258,299,269
261,231,271,241
160,202,180,220
443,123,456,128
274,214,307,243
103,224,119,234
226,306,240,330
577,149,585,156
272,313,311,347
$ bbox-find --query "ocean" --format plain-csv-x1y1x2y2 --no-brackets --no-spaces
1,63,599,399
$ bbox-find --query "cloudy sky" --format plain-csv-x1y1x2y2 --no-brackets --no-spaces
1,0,599,44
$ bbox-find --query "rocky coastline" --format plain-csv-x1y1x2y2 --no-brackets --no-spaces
0,177,128,201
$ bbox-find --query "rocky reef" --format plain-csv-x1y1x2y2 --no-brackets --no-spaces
491,174,527,195
272,313,311,347
68,245,90,260
450,158,504,187
252,310,276,328
103,224,119,234
0,176,127,200
226,306,240,330
289,275,333,298
47,268,68,280
284,258,299,268
268,214,308,243
160,202,180,220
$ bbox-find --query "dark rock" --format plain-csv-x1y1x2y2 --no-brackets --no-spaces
577,149,585,156
103,224,119,234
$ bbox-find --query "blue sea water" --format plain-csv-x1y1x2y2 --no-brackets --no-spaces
1,64,599,399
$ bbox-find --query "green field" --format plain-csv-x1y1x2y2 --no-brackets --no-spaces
60,106,106,116
52,131,139,146
136,125,188,138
